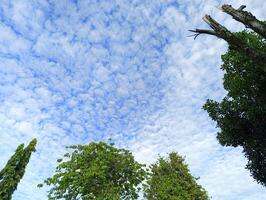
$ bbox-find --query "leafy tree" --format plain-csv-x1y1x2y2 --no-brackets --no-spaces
0,138,37,200
143,152,209,200
191,4,266,186
203,31,266,186
39,142,147,200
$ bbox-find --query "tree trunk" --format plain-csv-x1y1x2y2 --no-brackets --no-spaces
221,4,266,39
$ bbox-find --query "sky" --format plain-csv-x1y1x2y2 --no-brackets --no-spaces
0,0,265,199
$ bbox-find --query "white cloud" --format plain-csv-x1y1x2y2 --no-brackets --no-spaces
0,0,265,200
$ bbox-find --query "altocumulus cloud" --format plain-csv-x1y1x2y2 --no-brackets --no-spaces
0,0,265,200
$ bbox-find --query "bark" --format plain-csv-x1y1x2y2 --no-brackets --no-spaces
221,4,266,39
190,15,266,72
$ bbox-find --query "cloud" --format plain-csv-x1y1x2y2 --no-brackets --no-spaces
0,0,265,199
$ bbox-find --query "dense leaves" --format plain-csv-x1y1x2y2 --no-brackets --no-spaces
203,31,266,186
143,152,209,200
39,142,147,200
0,139,37,200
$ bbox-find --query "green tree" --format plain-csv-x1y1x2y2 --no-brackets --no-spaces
191,4,266,186
203,31,266,186
39,142,147,200
143,152,209,200
0,138,37,200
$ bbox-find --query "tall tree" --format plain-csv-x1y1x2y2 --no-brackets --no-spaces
143,152,209,200
0,138,37,200
39,142,147,200
190,4,266,185
203,31,266,186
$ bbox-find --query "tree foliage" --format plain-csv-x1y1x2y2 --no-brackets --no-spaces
0,138,37,200
203,31,266,186
39,142,147,200
143,152,209,200
191,3,266,186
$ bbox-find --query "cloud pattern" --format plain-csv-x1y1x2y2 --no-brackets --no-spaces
0,0,265,199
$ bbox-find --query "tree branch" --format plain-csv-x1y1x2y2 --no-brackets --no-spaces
237,5,246,11
221,4,266,39
190,15,266,72
188,29,216,39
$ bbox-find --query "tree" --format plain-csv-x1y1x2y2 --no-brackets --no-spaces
39,142,147,200
190,4,266,186
0,138,37,200
203,31,266,186
143,152,209,200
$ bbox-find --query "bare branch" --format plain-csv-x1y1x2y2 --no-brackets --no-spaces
189,14,266,72
188,29,216,39
237,5,246,11
221,4,266,39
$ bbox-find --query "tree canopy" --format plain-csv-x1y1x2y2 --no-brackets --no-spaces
39,142,147,200
191,4,266,186
0,138,37,200
143,152,209,200
203,31,266,186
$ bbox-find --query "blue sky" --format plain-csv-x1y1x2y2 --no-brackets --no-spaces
0,0,265,199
